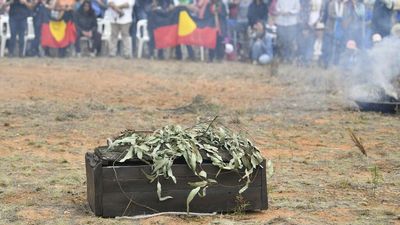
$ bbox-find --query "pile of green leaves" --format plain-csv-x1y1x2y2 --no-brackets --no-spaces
106,123,265,213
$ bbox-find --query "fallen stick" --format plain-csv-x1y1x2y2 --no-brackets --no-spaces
116,212,218,220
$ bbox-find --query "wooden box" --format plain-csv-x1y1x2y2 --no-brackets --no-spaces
85,151,268,217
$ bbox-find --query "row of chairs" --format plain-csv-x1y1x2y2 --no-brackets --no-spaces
0,16,204,60
0,16,150,58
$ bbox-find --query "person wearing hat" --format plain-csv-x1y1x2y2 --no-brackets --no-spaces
343,0,366,49
339,39,361,70
249,21,273,65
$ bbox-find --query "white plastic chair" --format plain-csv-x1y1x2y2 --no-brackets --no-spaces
136,19,149,58
23,17,35,56
97,18,111,54
0,15,11,57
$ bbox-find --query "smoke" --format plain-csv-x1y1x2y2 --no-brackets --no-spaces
343,37,400,102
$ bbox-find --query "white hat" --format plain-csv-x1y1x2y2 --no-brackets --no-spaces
225,43,234,54
315,22,325,30
391,23,400,37
372,33,382,43
346,40,357,50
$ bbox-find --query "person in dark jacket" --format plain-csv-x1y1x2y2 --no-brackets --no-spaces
247,0,268,28
5,0,32,57
74,0,101,56
372,0,393,37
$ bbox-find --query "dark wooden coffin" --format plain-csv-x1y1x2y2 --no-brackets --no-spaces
85,150,268,217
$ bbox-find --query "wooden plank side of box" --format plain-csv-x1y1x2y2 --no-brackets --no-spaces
86,153,267,217
85,153,103,216
102,186,264,217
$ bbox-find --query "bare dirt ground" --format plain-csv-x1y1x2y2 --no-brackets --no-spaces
0,58,399,225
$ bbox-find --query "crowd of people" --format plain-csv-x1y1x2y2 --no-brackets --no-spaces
1,0,400,67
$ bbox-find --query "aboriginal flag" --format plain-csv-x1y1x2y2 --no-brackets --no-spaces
149,7,218,49
41,13,77,48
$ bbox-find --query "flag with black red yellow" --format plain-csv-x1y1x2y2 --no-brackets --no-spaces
149,6,218,49
41,13,77,48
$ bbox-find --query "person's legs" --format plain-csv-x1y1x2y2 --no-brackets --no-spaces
109,23,119,56
216,36,225,60
43,47,50,57
186,45,194,60
175,45,183,60
157,49,164,59
148,26,155,58
251,40,263,62
208,48,215,62
75,30,83,54
8,17,18,57
17,19,27,57
284,25,297,62
304,31,315,65
130,21,136,56
321,32,333,68
58,47,67,58
92,30,102,55
121,23,132,58
333,37,345,65
276,25,286,61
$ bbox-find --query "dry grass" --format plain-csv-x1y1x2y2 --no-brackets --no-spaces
0,58,399,225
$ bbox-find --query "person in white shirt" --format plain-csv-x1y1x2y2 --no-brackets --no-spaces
105,0,135,58
275,0,300,62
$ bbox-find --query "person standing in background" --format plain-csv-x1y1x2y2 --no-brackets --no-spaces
275,0,300,63
296,0,314,66
5,0,33,57
372,0,393,38
105,0,135,58
148,0,174,59
343,0,365,48
204,0,227,62
321,0,346,68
